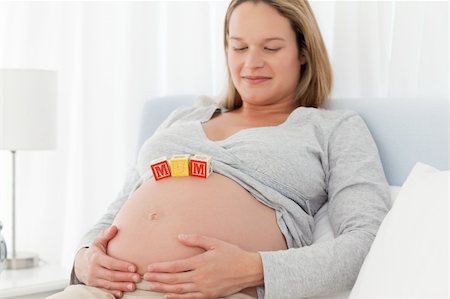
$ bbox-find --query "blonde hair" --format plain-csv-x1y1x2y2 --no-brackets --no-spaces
221,0,332,110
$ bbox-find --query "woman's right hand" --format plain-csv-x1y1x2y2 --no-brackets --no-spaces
74,225,141,298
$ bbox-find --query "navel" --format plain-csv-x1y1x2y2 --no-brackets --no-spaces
147,212,160,221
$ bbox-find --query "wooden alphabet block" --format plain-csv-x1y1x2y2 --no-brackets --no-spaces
170,154,190,177
150,157,171,180
189,154,213,178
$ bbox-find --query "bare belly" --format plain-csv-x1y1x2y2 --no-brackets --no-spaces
107,173,287,297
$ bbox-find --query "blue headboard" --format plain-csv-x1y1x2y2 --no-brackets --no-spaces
137,95,449,186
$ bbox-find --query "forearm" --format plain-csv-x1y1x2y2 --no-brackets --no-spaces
70,247,88,284
259,231,374,299
243,252,265,289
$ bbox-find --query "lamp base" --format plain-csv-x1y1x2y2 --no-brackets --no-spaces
7,252,39,269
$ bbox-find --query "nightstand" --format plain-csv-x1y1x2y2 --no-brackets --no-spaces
0,264,70,299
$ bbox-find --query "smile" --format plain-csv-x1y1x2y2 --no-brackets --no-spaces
242,76,271,84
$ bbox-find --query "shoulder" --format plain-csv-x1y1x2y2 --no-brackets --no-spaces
294,106,364,132
312,108,376,153
289,107,374,150
161,95,219,127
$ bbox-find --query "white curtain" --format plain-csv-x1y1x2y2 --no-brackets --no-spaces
0,1,447,268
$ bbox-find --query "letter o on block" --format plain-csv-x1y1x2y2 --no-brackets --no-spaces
170,154,190,177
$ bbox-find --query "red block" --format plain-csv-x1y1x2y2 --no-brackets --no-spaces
150,157,171,180
190,155,212,178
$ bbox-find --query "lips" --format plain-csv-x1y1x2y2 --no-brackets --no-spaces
242,76,271,84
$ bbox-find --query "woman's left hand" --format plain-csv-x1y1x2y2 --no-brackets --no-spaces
142,234,264,299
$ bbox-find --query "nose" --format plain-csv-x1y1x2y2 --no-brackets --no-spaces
244,49,265,69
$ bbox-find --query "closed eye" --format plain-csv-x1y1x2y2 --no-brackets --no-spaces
231,47,281,52
264,47,281,52
232,47,248,52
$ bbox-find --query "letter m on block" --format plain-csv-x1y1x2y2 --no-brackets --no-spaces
189,155,212,178
190,160,207,177
150,158,171,180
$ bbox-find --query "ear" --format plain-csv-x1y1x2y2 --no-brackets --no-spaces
299,54,307,65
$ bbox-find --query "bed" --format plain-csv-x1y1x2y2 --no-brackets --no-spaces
136,95,449,299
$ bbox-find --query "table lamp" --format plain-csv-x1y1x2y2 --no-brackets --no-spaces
0,69,57,269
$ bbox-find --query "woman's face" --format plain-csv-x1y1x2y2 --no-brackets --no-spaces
227,2,305,107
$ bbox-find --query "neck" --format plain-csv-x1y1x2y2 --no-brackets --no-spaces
236,101,297,119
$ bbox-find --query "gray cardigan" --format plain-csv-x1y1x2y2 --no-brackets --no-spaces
71,101,391,299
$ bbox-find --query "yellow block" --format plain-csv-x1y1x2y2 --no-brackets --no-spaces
170,154,190,177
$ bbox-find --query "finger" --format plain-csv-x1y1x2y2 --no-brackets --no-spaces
147,255,201,273
104,225,119,239
97,278,137,292
94,226,118,251
98,252,138,273
99,289,123,298
165,293,204,299
145,281,197,295
143,270,192,284
97,266,141,283
177,234,221,251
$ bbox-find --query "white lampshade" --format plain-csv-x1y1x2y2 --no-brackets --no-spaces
0,69,57,150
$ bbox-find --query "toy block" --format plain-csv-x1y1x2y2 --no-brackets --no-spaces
150,157,171,180
170,154,190,177
189,154,213,178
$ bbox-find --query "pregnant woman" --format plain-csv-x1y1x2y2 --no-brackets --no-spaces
49,1,390,299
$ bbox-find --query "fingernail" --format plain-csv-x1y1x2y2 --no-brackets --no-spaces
143,273,150,280
116,291,122,298
128,265,135,272
178,234,188,240
127,283,134,291
132,274,140,282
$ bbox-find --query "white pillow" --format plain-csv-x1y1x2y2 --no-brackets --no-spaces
349,162,449,299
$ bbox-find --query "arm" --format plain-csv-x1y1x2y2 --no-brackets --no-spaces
70,103,195,284
142,234,264,299
69,167,144,295
259,114,391,299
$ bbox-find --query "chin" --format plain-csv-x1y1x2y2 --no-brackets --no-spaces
239,90,271,102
